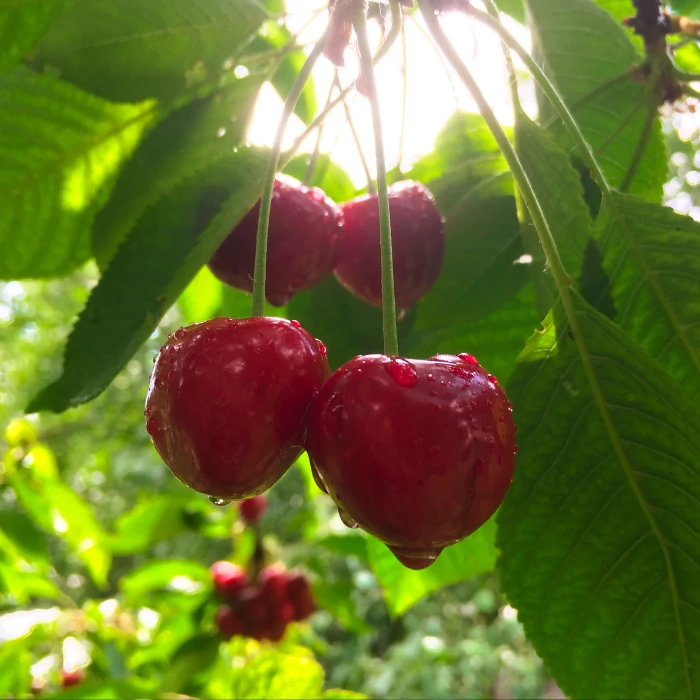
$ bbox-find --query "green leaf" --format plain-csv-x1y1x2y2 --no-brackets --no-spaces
161,633,221,693
92,67,271,267
0,68,155,280
10,471,111,587
313,580,371,633
669,0,700,18
498,291,700,698
595,193,700,399
31,0,266,102
495,0,526,22
317,533,370,564
0,565,62,602
228,646,325,699
177,266,225,326
515,112,593,278
406,285,541,384
368,521,498,616
109,494,192,555
0,0,64,72
28,148,269,412
527,0,667,201
0,511,50,566
119,559,211,601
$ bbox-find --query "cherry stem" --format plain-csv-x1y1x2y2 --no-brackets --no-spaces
340,76,375,194
419,5,572,302
353,3,400,357
251,32,328,318
398,20,408,171
303,78,337,187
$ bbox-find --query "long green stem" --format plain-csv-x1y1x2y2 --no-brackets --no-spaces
303,78,336,187
251,34,327,317
340,77,376,193
468,7,612,197
354,4,399,356
419,5,571,298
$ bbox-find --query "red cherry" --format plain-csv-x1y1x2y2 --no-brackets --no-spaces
286,573,316,620
61,669,85,689
334,181,444,310
238,587,269,627
237,494,267,525
323,0,354,67
145,317,330,500
306,354,516,570
210,561,248,601
215,604,246,639
207,176,342,306
259,564,288,603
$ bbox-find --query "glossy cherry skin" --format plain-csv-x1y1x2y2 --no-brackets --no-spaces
207,176,342,306
210,561,248,601
334,181,444,310
237,494,267,525
306,353,516,569
145,317,330,500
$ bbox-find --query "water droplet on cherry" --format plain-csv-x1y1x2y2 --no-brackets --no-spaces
290,319,301,328
316,339,327,357
429,390,438,397
208,496,232,507
487,374,498,385
427,374,435,382
388,545,443,570
514,445,520,454
384,358,418,387
458,353,479,365
174,328,187,340
146,416,162,437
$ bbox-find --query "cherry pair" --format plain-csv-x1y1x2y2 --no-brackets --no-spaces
207,175,444,311
211,561,315,643
145,316,516,569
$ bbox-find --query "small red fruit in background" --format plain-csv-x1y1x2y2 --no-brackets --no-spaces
306,353,516,569
61,669,85,689
334,181,444,311
207,176,342,307
145,317,330,500
323,0,354,67
286,572,317,620
237,494,267,525
215,605,246,640
210,561,248,600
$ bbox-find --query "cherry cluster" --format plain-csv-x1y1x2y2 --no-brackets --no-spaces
207,175,445,311
212,561,316,643
145,177,517,570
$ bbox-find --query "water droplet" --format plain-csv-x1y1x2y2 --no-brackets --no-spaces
514,445,520,454
338,508,358,529
316,339,327,357
384,358,418,387
290,319,301,328
440,381,446,387
208,496,232,507
388,545,442,570
458,353,479,365
487,374,498,385
427,374,435,383
174,328,187,340
397,308,408,322
498,416,505,424
146,416,161,437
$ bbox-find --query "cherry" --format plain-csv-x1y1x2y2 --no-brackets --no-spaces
207,176,342,307
286,572,316,620
259,564,288,602
145,317,330,500
210,561,248,601
334,181,444,311
324,0,354,66
215,604,246,639
237,494,267,525
306,353,516,569
61,669,85,689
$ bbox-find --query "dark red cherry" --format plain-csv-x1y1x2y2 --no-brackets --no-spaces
306,354,516,569
237,494,267,525
207,176,342,306
210,560,248,601
286,572,316,620
61,669,85,689
334,181,444,310
215,605,246,640
145,317,330,500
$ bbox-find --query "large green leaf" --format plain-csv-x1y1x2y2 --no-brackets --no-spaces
498,292,700,698
92,66,270,266
31,0,266,102
368,521,498,616
0,0,64,72
527,0,667,201
0,68,155,280
515,112,592,278
595,193,700,399
119,559,211,601
29,148,269,412
669,0,700,18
